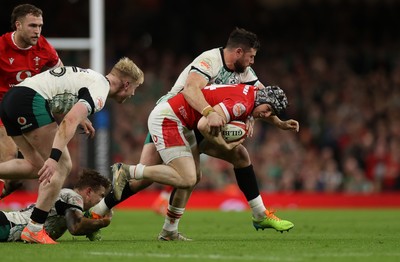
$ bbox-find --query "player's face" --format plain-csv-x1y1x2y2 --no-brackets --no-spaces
252,103,274,119
84,186,107,210
15,14,43,47
117,80,140,103
234,48,257,73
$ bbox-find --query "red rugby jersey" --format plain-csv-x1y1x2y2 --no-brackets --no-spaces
0,32,60,101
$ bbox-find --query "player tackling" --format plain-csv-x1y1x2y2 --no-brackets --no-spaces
112,84,297,236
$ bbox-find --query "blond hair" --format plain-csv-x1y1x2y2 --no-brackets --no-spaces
111,57,144,85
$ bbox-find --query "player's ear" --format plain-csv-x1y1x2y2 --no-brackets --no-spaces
235,48,243,56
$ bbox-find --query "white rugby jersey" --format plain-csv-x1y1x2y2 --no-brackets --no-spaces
4,188,84,240
165,47,261,99
16,66,109,115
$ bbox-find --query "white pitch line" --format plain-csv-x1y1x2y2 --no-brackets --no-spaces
89,251,400,261
88,251,301,261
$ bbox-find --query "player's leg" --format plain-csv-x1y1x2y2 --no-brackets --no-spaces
0,125,18,162
89,136,162,217
20,123,69,244
0,126,24,199
200,140,294,232
158,132,200,241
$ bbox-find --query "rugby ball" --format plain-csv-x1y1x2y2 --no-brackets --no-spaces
222,121,247,142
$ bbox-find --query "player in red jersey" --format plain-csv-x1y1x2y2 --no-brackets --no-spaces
0,4,63,199
110,84,297,240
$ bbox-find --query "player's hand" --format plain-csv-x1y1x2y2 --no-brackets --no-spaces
280,119,300,132
38,158,58,184
207,112,226,136
79,118,95,138
245,116,255,138
100,217,112,227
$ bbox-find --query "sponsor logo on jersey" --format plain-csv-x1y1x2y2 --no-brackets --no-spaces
96,97,104,109
178,106,188,121
232,103,246,117
152,135,158,143
199,58,211,70
17,117,27,125
16,70,32,82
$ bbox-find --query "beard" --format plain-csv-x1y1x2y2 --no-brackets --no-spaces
233,61,246,73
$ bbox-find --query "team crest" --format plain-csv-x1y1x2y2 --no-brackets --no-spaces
17,117,27,125
232,103,246,117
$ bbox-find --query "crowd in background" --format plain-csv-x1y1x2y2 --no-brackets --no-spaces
1,0,399,193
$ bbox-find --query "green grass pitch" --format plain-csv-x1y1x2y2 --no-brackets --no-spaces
1,209,399,262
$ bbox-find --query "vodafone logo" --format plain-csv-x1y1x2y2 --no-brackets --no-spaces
17,117,27,125
16,70,32,82
152,135,158,143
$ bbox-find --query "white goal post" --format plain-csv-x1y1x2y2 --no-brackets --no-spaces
47,0,105,74
47,0,108,176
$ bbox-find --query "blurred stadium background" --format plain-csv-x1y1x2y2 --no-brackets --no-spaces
1,0,399,209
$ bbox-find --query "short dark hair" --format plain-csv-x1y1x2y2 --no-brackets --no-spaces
225,27,260,51
74,168,111,193
10,4,43,30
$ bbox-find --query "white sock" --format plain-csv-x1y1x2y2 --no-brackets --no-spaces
163,205,185,232
248,195,267,220
91,198,109,216
27,220,44,232
129,163,145,180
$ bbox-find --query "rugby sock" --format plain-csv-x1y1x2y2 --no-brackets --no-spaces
248,195,267,220
28,207,48,232
233,164,260,201
163,205,185,232
26,220,44,232
103,184,136,210
130,163,145,180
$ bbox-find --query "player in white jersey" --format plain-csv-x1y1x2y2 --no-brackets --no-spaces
0,57,144,244
89,28,299,241
0,169,111,242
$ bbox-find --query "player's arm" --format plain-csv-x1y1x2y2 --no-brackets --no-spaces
65,209,111,236
197,105,243,150
182,72,225,136
264,115,300,132
252,83,297,131
38,102,92,183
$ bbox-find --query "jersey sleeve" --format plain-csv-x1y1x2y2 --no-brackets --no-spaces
58,188,84,213
189,50,221,81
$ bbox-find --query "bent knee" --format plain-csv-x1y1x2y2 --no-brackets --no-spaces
180,175,197,188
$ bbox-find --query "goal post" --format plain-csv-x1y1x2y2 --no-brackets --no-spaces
47,0,110,178
47,0,105,74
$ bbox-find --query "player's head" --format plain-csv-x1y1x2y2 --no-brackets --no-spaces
11,4,43,47
225,27,260,73
109,57,144,103
254,85,288,116
74,169,111,210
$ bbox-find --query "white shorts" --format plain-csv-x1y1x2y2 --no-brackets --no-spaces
148,102,196,164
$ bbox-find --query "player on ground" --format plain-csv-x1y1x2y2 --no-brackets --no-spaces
0,168,111,242
90,28,298,240
0,58,144,244
0,4,63,199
